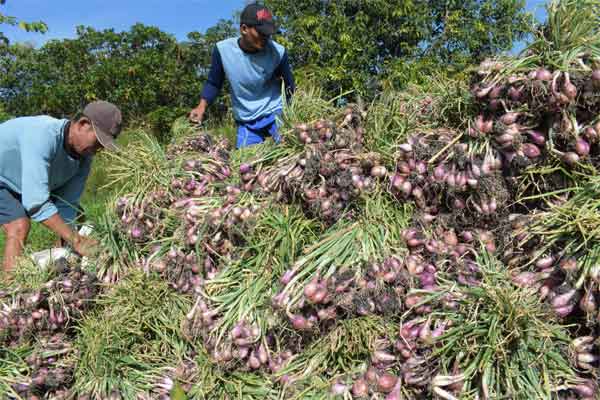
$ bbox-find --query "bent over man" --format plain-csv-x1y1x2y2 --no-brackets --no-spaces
0,101,122,275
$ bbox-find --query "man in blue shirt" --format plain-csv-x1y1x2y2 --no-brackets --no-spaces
189,3,295,148
0,101,122,275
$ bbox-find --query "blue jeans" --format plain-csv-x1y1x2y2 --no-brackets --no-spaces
236,110,282,149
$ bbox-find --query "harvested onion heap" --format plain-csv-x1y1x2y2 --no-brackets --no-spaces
147,247,203,295
0,265,99,346
473,61,600,170
334,340,403,399
507,212,600,324
180,200,260,280
115,190,171,243
151,359,199,399
273,260,404,334
11,334,76,400
182,298,294,374
391,129,510,224
254,112,387,224
207,321,293,374
167,131,231,161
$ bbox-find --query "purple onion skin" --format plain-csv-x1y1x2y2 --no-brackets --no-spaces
575,138,590,157
536,68,552,81
522,143,541,159
527,130,546,146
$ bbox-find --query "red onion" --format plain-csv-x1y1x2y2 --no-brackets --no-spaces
475,115,493,133
290,315,311,330
373,350,396,363
391,174,404,190
433,164,447,181
280,269,296,285
401,181,413,197
398,143,413,153
573,382,596,397
331,383,348,395
365,366,379,384
583,126,598,144
527,130,546,146
377,374,398,393
551,289,577,308
592,69,600,85
352,379,369,398
575,138,590,157
522,143,541,158
577,352,598,364
535,255,554,269
561,73,577,100
371,166,388,178
475,85,493,99
579,290,597,313
562,151,580,166
500,112,519,125
508,86,523,101
512,271,537,287
536,68,552,81
558,257,577,273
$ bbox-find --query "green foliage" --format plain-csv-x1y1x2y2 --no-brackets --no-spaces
0,21,236,141
524,0,600,69
0,0,47,45
0,101,11,122
265,0,534,97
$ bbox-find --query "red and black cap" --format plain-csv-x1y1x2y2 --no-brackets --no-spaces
240,3,278,36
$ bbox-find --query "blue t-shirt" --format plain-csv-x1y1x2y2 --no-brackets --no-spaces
201,37,295,122
0,116,92,224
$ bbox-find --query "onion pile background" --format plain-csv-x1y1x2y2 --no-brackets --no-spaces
1,1,600,399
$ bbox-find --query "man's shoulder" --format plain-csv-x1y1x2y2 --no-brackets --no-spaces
216,37,239,49
269,40,286,53
8,116,66,146
1,115,63,132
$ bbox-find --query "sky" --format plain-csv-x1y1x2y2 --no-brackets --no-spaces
2,0,549,48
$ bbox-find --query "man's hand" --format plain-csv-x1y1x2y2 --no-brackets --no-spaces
71,235,99,258
189,107,204,124
189,99,208,124
42,214,99,257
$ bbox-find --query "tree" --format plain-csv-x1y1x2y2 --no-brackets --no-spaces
0,21,236,141
264,0,533,97
0,0,47,44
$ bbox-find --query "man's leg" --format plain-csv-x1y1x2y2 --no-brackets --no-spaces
236,124,266,149
268,119,281,144
2,217,30,273
1,185,30,274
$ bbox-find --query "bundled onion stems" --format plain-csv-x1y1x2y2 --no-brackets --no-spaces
527,176,600,254
276,316,393,400
0,345,31,398
433,250,576,399
72,273,191,398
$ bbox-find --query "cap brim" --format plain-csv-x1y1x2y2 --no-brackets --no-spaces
256,23,277,36
92,121,119,152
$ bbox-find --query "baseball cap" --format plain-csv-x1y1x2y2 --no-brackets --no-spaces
82,101,122,152
240,3,278,36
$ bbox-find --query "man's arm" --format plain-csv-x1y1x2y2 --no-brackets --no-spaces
274,50,295,104
190,47,225,123
52,156,92,226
